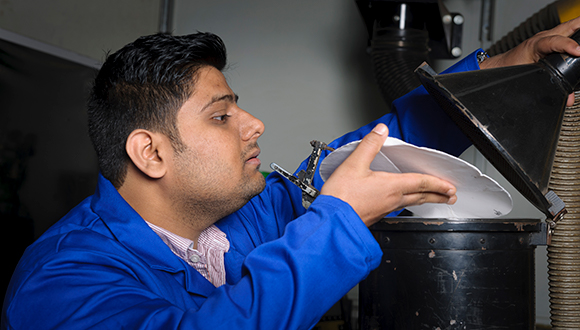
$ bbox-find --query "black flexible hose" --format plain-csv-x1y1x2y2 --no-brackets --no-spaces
369,2,561,107
370,27,430,107
486,2,560,56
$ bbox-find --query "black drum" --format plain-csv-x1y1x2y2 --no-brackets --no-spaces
359,218,545,329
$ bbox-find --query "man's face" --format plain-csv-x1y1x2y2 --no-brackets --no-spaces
167,66,266,224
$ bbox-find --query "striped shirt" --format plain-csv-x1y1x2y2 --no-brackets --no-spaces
146,222,230,287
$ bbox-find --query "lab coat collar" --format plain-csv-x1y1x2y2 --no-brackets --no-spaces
90,173,217,297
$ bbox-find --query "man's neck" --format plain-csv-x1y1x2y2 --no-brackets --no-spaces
117,175,208,244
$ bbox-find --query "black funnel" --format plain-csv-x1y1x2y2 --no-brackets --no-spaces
416,31,580,220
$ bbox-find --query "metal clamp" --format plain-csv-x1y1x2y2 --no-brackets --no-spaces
544,190,567,245
270,140,334,208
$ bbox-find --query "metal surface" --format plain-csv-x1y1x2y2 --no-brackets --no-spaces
359,218,542,329
158,0,174,34
270,162,319,209
270,140,333,208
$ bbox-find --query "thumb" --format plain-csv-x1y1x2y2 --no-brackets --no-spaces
342,124,389,170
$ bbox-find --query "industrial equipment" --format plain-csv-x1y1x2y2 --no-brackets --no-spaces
354,1,580,329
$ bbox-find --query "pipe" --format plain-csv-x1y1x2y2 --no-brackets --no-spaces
486,3,560,56
369,0,578,107
483,2,580,328
159,0,174,34
487,0,580,56
548,91,580,329
370,26,429,107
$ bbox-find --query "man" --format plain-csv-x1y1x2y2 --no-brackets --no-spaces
3,17,580,329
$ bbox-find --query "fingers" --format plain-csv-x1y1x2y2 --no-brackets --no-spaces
533,34,580,58
534,17,580,107
548,15,580,37
345,171,457,227
398,191,457,209
389,172,457,206
340,124,389,171
529,16,580,56
568,93,576,107
320,124,458,227
483,16,580,69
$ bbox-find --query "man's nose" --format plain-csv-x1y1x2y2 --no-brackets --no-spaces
240,109,265,141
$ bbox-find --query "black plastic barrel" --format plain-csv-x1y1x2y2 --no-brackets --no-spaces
359,218,545,329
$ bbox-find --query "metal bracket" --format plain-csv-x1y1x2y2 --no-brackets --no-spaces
539,190,567,245
546,190,567,223
530,221,550,246
438,0,464,57
270,140,334,209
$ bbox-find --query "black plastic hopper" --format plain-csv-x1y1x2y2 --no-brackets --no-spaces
415,30,580,220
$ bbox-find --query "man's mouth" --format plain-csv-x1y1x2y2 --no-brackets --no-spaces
245,149,261,166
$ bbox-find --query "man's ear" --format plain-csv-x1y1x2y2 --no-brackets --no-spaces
125,129,168,179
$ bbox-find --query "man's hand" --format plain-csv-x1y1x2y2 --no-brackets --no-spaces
320,124,457,227
481,16,580,69
481,16,580,106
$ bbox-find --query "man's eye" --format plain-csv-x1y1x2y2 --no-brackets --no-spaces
213,114,230,122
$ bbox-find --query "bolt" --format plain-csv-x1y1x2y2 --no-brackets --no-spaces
442,15,452,24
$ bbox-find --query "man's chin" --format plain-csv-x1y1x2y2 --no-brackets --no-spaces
216,175,268,220
247,174,266,200
253,175,267,196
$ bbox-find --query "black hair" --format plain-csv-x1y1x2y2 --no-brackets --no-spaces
87,32,227,188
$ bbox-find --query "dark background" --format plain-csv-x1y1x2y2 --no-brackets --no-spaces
1,38,99,305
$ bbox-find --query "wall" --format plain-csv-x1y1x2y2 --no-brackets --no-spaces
0,0,160,62
0,0,164,237
0,0,163,302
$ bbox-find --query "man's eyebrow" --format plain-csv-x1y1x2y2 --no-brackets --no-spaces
201,93,239,112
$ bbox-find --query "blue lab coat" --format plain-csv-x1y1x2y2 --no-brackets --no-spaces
1,51,479,329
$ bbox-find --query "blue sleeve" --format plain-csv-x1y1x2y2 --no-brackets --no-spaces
202,196,382,329
3,197,381,330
